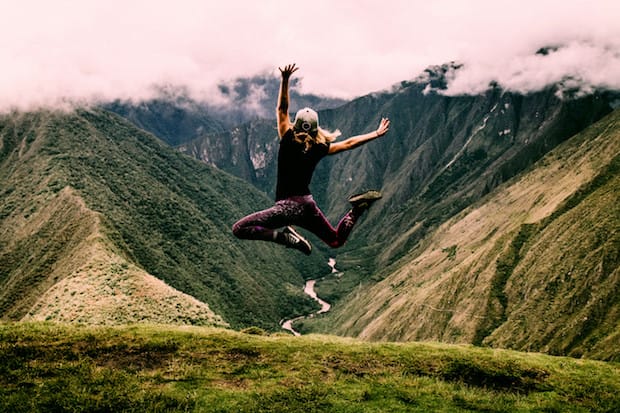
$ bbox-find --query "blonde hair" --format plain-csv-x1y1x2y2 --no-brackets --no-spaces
316,126,341,144
293,127,341,152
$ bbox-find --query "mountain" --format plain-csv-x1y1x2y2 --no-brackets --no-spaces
319,86,615,272
175,74,619,358
315,108,620,360
214,73,348,123
106,74,346,147
178,79,616,264
104,96,228,146
0,109,329,330
2,65,618,360
177,119,278,197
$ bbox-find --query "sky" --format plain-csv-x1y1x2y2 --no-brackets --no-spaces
1,0,619,111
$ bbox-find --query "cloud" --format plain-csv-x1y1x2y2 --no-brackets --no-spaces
438,39,620,96
0,0,619,112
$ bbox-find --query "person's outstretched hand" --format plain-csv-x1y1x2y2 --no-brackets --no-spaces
279,63,299,79
376,117,391,137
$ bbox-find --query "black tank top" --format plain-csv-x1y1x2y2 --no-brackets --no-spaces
275,129,330,201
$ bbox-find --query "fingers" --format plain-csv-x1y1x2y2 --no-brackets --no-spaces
375,117,391,137
279,63,299,76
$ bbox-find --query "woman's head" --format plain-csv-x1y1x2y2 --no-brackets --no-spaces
293,108,319,137
293,107,341,145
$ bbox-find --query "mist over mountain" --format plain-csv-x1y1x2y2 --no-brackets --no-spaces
106,75,346,146
4,1,619,114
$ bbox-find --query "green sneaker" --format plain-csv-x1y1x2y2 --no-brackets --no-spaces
348,190,382,212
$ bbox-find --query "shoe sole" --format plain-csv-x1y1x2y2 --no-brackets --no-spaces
348,190,382,204
284,226,312,255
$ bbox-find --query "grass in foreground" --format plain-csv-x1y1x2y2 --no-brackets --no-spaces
1,322,619,412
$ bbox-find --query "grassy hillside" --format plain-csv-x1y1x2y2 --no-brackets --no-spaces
0,110,328,330
0,183,226,327
2,322,619,412
483,153,619,359
312,109,620,360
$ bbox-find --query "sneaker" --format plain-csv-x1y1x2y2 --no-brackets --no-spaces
282,226,312,255
348,190,382,212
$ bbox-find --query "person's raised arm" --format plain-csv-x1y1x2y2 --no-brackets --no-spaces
276,63,298,138
328,117,390,155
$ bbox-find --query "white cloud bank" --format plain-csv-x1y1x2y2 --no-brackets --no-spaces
441,39,620,96
0,0,619,111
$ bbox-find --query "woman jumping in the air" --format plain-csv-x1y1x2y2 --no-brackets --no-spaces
232,63,390,254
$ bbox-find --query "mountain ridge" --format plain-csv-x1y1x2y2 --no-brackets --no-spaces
0,109,328,329
106,74,346,146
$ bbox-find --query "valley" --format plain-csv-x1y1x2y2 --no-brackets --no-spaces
0,71,618,363
281,259,336,336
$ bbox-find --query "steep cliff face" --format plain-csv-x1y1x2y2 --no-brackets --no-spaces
178,119,279,197
319,85,611,258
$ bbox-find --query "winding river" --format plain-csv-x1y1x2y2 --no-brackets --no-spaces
281,259,338,336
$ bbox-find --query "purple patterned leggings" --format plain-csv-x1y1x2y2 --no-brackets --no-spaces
232,195,359,248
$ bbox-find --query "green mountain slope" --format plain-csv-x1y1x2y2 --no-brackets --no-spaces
319,109,620,360
104,97,227,146
319,87,614,268
0,110,328,329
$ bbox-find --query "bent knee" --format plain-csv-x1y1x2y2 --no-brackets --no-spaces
231,221,244,238
328,240,345,248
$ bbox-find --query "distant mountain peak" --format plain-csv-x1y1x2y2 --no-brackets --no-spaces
535,45,562,56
